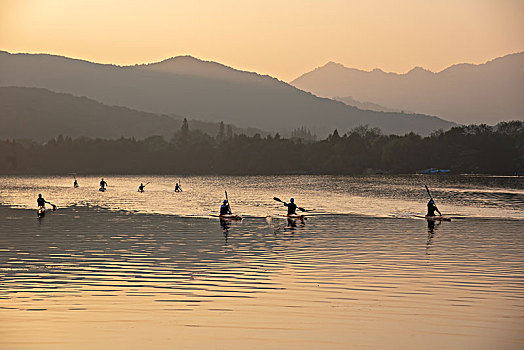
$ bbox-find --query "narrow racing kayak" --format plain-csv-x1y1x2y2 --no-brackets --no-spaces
425,215,451,222
220,214,242,221
280,214,307,221
37,207,46,217
211,214,243,221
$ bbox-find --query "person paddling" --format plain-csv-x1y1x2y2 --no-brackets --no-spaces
74,178,79,188
174,182,183,192
284,198,298,215
273,197,307,216
138,183,146,192
220,199,232,216
37,194,55,210
426,199,442,217
37,194,51,209
276,197,306,224
100,178,107,190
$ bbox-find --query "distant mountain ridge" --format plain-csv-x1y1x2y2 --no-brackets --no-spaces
333,96,407,113
291,52,524,124
137,55,276,84
0,50,454,136
0,87,265,141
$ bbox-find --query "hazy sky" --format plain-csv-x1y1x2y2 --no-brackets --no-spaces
1,0,523,81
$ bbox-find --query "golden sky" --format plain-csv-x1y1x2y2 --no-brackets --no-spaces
1,0,523,81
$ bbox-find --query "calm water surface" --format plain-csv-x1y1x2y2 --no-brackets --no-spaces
0,175,523,349
1,174,523,218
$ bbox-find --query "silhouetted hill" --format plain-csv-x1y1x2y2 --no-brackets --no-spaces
0,51,454,136
138,55,264,83
333,96,407,113
0,87,265,141
291,52,524,124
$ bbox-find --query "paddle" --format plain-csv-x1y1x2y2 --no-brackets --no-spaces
273,197,307,212
424,185,442,216
47,202,57,211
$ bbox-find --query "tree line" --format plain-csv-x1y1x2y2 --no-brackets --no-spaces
0,119,522,175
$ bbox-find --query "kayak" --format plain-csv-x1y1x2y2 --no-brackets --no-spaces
37,207,45,217
99,187,106,192
425,215,451,222
210,214,242,220
281,214,307,221
219,214,243,221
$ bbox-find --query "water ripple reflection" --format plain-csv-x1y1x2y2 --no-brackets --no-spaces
0,206,523,349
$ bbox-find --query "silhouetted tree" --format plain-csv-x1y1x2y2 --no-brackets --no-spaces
291,127,316,142
216,121,226,143
181,118,189,137
328,129,340,142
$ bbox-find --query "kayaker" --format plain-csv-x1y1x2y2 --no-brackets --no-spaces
284,198,298,215
174,183,182,192
37,194,52,209
427,199,442,216
100,178,107,189
220,200,232,215
138,183,145,192
73,179,78,188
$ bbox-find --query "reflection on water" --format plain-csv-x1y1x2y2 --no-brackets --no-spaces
426,220,441,255
0,206,523,349
0,175,523,219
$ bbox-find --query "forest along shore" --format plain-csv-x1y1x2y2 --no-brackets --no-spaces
0,121,522,175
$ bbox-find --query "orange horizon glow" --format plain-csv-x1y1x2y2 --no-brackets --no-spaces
1,0,523,81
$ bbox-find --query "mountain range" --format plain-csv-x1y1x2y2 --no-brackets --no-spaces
291,52,524,125
332,96,407,113
0,87,265,142
0,51,454,137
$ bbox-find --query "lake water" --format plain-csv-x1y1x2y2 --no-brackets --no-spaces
1,174,523,219
0,175,523,349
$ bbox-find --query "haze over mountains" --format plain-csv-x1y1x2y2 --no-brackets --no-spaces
332,96,406,113
291,52,524,125
0,51,454,137
0,87,264,142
